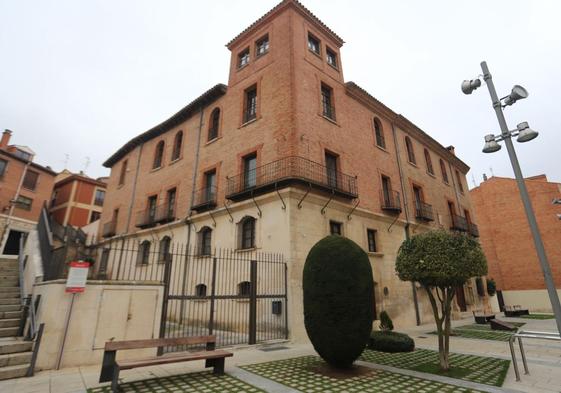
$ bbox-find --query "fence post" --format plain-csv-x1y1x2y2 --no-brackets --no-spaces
157,253,173,355
208,257,217,336
249,259,257,345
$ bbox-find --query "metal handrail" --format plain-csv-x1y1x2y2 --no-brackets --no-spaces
380,189,401,211
509,329,561,381
415,201,434,221
450,214,468,231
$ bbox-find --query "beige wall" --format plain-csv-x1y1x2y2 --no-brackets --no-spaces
33,280,163,370
501,289,561,313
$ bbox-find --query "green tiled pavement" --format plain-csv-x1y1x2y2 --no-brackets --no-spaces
242,355,484,392
88,371,264,393
429,322,524,342
360,348,510,386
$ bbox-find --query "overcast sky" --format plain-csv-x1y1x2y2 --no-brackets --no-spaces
1,0,560,187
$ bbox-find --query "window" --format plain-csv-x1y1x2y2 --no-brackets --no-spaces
325,152,338,188
244,85,257,123
424,149,434,175
159,236,171,263
456,170,464,193
90,211,101,223
112,208,119,222
326,47,337,68
321,83,335,120
239,216,256,249
204,170,216,203
153,141,165,169
15,149,32,161
147,195,158,222
23,170,39,191
256,35,269,56
330,220,342,236
308,33,320,55
405,136,416,164
15,195,32,211
440,159,449,183
199,227,212,256
137,241,151,265
464,209,472,225
374,118,385,148
238,47,250,68
51,191,58,208
413,185,424,209
0,159,7,178
243,153,257,189
94,189,105,206
208,108,220,141
367,229,377,252
195,284,207,297
381,175,392,205
119,160,128,185
171,131,183,161
166,188,176,219
238,281,251,297
448,201,456,216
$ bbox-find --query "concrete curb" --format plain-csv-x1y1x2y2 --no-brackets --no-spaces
229,367,301,393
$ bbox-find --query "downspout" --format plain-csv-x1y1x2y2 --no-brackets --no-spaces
391,120,421,326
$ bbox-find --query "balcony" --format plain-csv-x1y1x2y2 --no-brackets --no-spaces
415,201,434,222
136,203,176,228
225,156,358,202
380,190,402,213
191,186,217,212
469,222,479,237
450,214,468,232
102,221,117,238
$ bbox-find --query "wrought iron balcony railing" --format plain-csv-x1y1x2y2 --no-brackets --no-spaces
136,203,176,228
450,214,468,232
191,186,217,212
469,222,479,237
102,221,117,238
380,190,402,213
415,201,434,222
226,156,358,202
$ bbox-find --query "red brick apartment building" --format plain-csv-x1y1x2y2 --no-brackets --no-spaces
98,0,485,338
49,169,106,228
471,175,561,312
0,130,56,254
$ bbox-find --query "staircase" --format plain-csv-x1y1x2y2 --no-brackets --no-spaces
0,257,32,380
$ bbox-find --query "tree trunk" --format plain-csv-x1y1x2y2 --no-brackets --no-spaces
424,286,449,370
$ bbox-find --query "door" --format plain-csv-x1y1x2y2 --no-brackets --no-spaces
204,171,216,202
3,230,25,255
325,153,338,188
243,154,257,190
456,286,467,312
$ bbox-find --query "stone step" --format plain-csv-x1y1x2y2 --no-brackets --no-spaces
0,305,20,313
0,327,19,337
0,277,19,287
0,319,19,328
0,351,32,367
0,311,22,320
0,265,18,273
0,260,18,268
0,364,28,381
0,298,20,306
0,287,20,297
0,340,32,355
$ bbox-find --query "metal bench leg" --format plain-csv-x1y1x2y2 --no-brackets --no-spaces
518,337,529,375
213,358,225,375
111,365,121,393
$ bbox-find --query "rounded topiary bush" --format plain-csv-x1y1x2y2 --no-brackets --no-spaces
368,331,415,353
487,278,497,296
303,235,374,368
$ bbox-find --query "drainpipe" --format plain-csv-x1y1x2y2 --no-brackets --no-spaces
391,120,421,326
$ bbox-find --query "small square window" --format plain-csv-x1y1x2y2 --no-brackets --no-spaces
238,47,250,68
308,33,320,55
256,35,269,56
15,195,32,211
367,229,377,252
23,170,39,191
330,220,342,236
326,48,337,68
0,159,7,179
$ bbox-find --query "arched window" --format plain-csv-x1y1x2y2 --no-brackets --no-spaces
239,216,256,249
208,108,220,141
373,118,385,148
137,240,151,265
440,159,449,183
198,226,212,256
455,170,464,193
153,141,165,169
159,236,171,263
195,284,207,297
171,131,183,161
238,281,251,297
424,149,434,175
405,137,416,164
119,159,128,185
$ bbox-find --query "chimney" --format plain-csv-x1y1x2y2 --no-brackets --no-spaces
483,173,488,181
0,130,12,149
446,145,455,155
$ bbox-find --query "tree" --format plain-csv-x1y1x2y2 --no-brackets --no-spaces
303,235,374,368
395,230,487,370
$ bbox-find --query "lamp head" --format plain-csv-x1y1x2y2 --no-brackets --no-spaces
461,79,482,95
516,121,538,143
482,134,502,153
503,85,529,106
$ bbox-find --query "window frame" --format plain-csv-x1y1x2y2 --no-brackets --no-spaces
118,160,128,186
94,189,105,206
90,211,101,223
238,281,251,297
137,240,151,265
405,136,416,165
321,83,335,121
199,226,212,256
255,34,269,57
15,195,33,211
326,47,338,68
166,187,177,219
171,131,183,161
238,47,250,69
195,284,207,297
440,159,449,184
239,216,256,250
158,236,171,264
243,85,258,123
374,117,385,149
0,159,8,179
367,229,378,253
307,33,321,55
153,141,165,169
329,220,343,236
424,148,434,175
23,170,39,191
208,108,220,141
455,170,464,193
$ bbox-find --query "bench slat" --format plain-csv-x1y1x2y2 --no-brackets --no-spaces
105,335,216,351
118,350,233,370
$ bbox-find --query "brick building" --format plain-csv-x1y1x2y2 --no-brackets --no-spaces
0,130,56,254
471,175,561,312
49,169,106,228
98,0,484,340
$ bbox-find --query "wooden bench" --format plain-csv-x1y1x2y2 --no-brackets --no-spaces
490,319,517,331
473,310,495,324
98,335,232,392
504,305,530,317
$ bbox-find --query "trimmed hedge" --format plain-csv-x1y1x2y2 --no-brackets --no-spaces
368,331,415,353
303,235,374,368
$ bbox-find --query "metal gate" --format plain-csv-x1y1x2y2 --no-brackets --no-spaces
160,247,288,351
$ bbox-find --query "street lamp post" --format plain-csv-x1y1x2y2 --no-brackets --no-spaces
463,61,561,336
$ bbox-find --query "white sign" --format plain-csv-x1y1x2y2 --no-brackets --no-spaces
66,261,90,293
